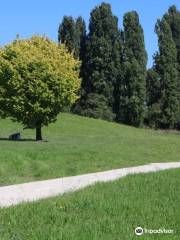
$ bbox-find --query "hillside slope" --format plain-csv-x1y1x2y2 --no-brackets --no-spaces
0,113,180,185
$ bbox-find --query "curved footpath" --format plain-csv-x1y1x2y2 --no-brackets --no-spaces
0,162,180,208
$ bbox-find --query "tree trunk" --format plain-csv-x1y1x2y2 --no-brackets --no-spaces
36,125,42,141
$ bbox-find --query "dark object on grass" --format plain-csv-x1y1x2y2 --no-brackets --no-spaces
9,133,21,140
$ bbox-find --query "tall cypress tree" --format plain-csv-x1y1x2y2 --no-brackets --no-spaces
164,6,180,70
146,67,160,107
74,3,121,121
75,17,86,60
75,17,87,91
58,16,87,112
71,17,87,112
154,18,179,128
146,66,161,127
118,11,147,127
164,6,180,128
58,16,76,54
58,16,86,59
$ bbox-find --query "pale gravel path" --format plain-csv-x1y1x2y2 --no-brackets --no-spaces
0,162,180,208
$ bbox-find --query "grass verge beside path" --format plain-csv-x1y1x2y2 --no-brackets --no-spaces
0,169,179,240
0,113,180,185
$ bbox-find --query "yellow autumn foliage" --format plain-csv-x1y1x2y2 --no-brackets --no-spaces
0,35,81,130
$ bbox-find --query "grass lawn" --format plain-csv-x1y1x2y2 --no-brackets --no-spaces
0,169,179,239
0,113,180,186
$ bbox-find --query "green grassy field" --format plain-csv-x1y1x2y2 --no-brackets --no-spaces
0,113,180,186
0,169,179,240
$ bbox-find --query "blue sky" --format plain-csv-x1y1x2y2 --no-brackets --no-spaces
0,0,180,67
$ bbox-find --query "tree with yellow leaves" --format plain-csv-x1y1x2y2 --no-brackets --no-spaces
0,36,81,140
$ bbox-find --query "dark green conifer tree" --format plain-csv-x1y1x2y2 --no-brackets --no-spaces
164,6,180,128
74,3,121,121
164,6,180,69
146,66,161,127
71,17,87,112
58,16,76,54
75,17,86,60
154,18,179,128
118,11,147,127
58,16,86,59
74,17,87,91
58,16,87,112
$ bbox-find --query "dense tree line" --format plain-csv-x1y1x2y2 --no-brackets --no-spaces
58,3,180,130
1,3,179,142
146,6,180,129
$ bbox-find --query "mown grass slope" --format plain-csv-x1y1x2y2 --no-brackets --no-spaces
0,169,179,240
0,113,180,185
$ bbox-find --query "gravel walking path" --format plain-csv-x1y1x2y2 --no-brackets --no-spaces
0,162,180,208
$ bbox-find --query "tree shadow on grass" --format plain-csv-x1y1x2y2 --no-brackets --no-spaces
0,138,48,142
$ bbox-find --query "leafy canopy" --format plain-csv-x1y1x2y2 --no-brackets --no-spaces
0,36,81,130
